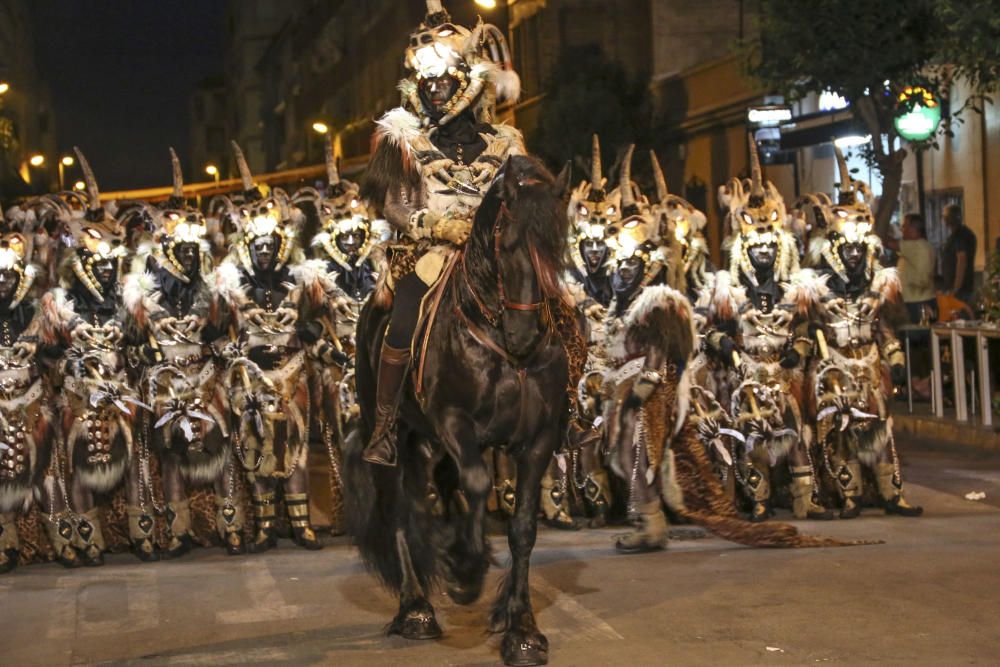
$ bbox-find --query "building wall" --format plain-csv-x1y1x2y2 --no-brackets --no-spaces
188,77,228,182
900,79,998,271
0,0,57,195
649,55,766,263
224,0,301,175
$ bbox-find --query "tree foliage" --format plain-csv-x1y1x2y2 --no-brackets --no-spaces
746,0,1000,235
530,46,649,176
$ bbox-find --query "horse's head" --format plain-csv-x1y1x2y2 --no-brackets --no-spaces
469,155,570,358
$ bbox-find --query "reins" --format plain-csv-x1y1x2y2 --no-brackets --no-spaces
461,203,544,328
451,199,554,443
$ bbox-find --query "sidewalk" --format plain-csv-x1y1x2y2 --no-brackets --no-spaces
893,402,1000,451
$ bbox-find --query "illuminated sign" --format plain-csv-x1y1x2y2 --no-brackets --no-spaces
747,106,792,126
894,86,942,142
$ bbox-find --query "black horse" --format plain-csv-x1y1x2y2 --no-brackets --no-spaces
345,155,571,666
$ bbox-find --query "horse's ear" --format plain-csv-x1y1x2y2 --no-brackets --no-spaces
555,161,572,199
502,157,519,200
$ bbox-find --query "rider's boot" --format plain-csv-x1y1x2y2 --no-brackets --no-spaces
615,500,668,553
876,462,923,517
363,343,411,467
790,466,834,520
836,460,864,519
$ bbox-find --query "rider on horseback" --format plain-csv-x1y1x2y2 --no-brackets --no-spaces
361,0,524,466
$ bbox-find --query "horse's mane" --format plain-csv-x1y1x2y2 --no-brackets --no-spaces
467,156,568,301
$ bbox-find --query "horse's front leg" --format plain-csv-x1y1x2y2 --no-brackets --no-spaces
439,422,492,605
388,527,442,639
490,432,555,666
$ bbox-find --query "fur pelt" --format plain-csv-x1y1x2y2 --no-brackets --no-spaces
122,270,159,328
623,285,696,365
871,267,901,306
39,288,74,345
212,260,245,308
784,268,829,318
708,270,744,323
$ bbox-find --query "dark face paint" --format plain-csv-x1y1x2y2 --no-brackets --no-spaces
748,243,777,274
335,229,365,258
173,242,201,277
617,256,643,286
251,235,278,273
839,242,865,274
581,238,607,273
92,259,115,288
419,74,459,111
0,269,19,302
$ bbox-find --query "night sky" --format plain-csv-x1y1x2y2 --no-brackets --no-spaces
29,0,227,191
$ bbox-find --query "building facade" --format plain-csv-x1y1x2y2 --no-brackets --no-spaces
0,0,57,197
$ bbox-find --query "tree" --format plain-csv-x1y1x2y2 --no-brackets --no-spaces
530,46,650,177
746,0,1000,237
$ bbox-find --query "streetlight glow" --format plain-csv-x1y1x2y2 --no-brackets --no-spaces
73,181,85,191
312,121,330,135
61,155,75,166
28,154,45,167
205,164,218,176
0,82,8,95
475,0,498,8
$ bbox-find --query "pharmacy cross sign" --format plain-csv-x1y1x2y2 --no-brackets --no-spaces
894,86,942,142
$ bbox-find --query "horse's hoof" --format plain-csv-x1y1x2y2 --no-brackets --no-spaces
501,630,549,666
447,582,482,606
389,606,442,640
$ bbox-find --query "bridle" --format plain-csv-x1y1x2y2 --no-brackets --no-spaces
461,201,545,328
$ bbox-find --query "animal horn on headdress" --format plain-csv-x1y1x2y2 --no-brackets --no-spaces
231,140,254,193
74,147,103,219
463,18,485,59
425,0,449,24
650,150,668,203
591,134,603,192
747,133,764,198
833,142,853,197
619,144,636,210
325,137,340,189
435,77,485,127
169,147,184,200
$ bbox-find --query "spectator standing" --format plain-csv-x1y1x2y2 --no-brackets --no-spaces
941,204,977,304
897,213,937,322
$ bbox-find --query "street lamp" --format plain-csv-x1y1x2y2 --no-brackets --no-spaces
475,0,498,8
28,153,45,167
312,121,330,135
0,83,9,96
58,155,74,190
205,164,220,183
73,180,85,191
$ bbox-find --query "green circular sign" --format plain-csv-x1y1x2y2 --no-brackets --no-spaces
894,87,942,141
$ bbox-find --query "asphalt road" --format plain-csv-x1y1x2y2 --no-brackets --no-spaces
4,438,1000,667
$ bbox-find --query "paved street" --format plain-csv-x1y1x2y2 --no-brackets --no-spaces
4,438,1000,667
